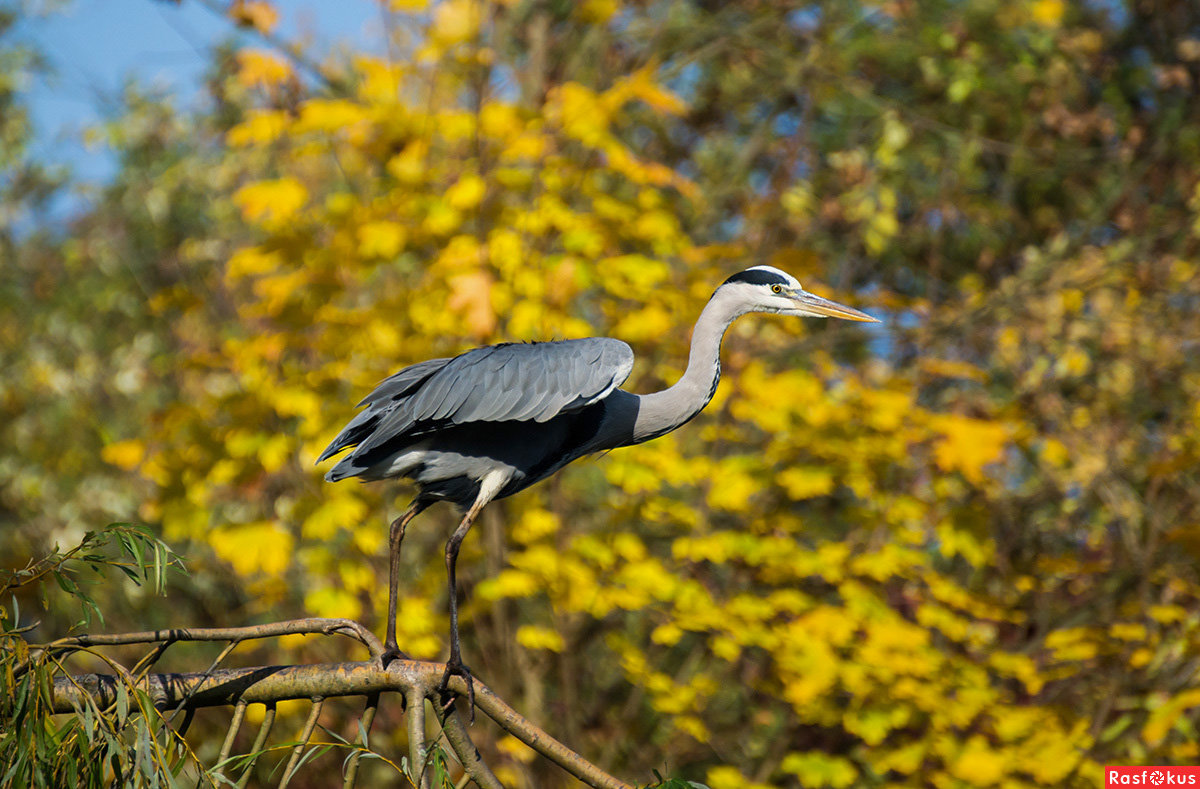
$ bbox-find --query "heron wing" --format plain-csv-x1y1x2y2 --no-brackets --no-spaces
350,337,633,457
316,357,452,463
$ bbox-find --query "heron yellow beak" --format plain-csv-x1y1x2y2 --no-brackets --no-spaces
790,289,880,322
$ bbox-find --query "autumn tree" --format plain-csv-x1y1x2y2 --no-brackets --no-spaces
5,0,1200,786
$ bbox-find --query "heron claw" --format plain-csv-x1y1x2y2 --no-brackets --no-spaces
438,660,475,724
379,641,409,668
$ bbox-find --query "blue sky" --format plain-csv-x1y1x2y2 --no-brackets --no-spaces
15,0,382,186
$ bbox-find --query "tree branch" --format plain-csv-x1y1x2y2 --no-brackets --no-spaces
47,624,634,789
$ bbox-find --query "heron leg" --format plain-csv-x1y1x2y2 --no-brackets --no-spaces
438,470,507,721
439,505,480,718
382,499,428,666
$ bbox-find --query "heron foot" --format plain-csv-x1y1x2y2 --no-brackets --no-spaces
438,660,475,724
379,640,409,668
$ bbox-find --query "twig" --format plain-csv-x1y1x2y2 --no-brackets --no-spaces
406,687,432,789
237,701,277,789
430,693,502,789
33,617,383,666
279,697,324,788
216,699,248,778
51,658,634,789
343,693,379,789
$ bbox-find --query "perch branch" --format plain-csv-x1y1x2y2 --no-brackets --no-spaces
52,658,633,789
36,618,383,662
431,692,503,789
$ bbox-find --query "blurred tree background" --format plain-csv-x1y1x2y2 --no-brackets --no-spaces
4,0,1200,786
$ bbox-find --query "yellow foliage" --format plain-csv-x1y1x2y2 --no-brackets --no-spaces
227,109,289,147
448,270,497,338
295,99,369,135
357,221,406,259
950,736,1008,786
778,466,835,500
1143,688,1200,746
101,439,144,471
234,49,293,89
209,521,294,577
446,174,487,211
515,625,565,652
496,735,536,764
706,460,759,512
513,508,560,543
930,414,1009,484
225,247,283,280
706,766,774,789
781,751,859,787
233,178,308,225
229,0,279,33
304,586,360,621
432,0,480,45
1030,0,1065,27
302,496,367,540
613,304,673,343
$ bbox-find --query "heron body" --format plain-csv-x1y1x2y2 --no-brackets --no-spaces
318,265,876,706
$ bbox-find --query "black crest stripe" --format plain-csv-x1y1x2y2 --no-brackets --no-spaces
722,268,789,287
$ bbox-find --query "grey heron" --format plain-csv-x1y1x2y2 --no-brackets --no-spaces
317,265,877,708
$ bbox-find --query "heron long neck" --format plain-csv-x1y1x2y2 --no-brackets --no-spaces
630,288,746,444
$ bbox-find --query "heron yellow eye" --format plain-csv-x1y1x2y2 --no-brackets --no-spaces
771,284,782,294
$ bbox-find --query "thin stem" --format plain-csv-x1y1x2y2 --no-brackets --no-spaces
279,698,324,789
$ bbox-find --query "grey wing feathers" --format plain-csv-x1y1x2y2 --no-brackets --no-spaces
319,338,634,464
356,358,452,407
316,357,451,463
411,338,633,426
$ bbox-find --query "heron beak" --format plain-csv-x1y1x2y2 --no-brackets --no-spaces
789,289,880,322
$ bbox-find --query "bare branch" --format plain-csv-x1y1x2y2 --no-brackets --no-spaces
51,656,634,789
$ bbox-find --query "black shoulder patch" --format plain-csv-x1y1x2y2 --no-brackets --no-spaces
722,268,789,287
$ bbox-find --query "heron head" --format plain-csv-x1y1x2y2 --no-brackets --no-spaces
720,265,879,322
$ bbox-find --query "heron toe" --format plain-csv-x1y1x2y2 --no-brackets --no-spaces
439,660,475,723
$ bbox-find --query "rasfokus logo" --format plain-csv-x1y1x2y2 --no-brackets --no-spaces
1107,767,1200,786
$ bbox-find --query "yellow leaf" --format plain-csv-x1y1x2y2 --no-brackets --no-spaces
226,247,283,280
496,735,536,764
949,737,1007,786
1144,688,1200,746
386,141,427,184
357,221,406,259
918,357,987,382
446,174,486,210
1030,0,1064,27
295,99,369,134
304,586,361,621
612,304,672,342
388,0,427,9
234,49,293,89
778,466,835,500
513,508,560,543
651,622,683,646
706,766,773,789
303,495,368,540
226,109,289,147
210,521,294,577
432,0,480,45
931,415,1008,484
229,0,279,33
706,462,760,512
447,270,496,338
101,439,145,471
233,178,307,225
477,569,539,600
515,625,565,652
675,715,710,744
